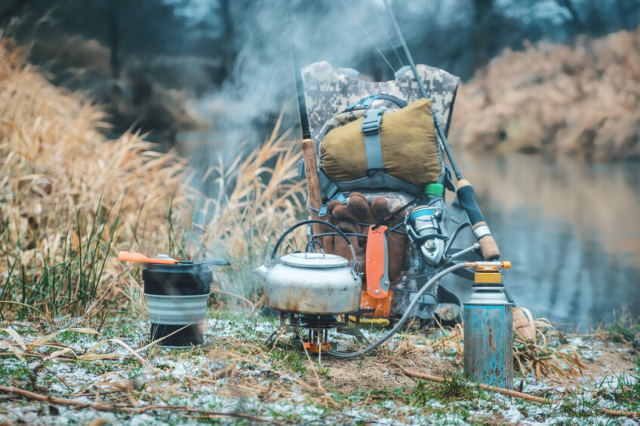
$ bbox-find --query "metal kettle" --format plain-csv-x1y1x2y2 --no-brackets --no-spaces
254,220,362,315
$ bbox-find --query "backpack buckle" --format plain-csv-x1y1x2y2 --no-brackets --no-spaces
361,109,383,135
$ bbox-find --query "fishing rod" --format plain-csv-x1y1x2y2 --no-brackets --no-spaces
287,15,311,141
286,15,327,240
382,0,499,261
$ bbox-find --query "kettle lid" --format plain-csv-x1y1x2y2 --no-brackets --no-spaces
280,252,348,269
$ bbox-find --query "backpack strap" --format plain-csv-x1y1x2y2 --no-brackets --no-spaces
318,168,340,200
333,174,423,194
298,157,342,202
362,108,385,174
344,94,407,112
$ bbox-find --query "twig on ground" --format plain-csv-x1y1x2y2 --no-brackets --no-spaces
212,362,238,380
401,368,639,418
0,385,280,424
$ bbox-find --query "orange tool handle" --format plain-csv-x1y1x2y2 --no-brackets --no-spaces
117,251,178,265
365,225,390,299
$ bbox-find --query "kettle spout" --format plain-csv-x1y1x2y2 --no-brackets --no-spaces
253,264,270,279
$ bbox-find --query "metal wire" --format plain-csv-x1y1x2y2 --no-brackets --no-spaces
372,3,405,68
389,269,441,288
339,0,396,74
382,0,427,99
307,207,407,235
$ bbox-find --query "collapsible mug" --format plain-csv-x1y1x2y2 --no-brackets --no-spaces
142,260,213,347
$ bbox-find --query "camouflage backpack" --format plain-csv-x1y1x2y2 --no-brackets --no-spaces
299,62,460,213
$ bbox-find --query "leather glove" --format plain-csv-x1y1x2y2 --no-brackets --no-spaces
323,192,369,270
320,192,407,283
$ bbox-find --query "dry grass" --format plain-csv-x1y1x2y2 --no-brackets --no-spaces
512,317,589,383
452,26,640,162
180,117,306,303
0,37,187,318
0,36,306,318
392,313,589,383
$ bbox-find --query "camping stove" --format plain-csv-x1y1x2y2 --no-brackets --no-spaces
269,312,369,354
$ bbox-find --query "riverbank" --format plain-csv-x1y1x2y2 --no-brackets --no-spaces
451,26,640,162
0,313,638,425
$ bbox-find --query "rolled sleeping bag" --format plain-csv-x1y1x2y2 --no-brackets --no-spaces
455,179,500,260
320,98,441,187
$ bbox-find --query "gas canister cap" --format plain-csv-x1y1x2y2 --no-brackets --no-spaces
280,252,348,269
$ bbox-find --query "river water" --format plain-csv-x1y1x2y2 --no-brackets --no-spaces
445,153,640,330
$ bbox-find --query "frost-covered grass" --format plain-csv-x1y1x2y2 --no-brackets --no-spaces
0,312,638,425
601,312,640,350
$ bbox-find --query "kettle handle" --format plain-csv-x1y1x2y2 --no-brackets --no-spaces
270,220,359,273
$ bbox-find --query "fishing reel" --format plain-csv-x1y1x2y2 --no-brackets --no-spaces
405,206,446,268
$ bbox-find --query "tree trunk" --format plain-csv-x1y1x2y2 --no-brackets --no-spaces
473,0,493,71
108,0,121,79
0,0,30,25
219,0,235,81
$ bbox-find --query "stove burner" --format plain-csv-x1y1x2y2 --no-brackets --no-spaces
299,315,340,329
266,312,370,355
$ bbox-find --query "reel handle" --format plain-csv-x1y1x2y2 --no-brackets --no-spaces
456,179,500,261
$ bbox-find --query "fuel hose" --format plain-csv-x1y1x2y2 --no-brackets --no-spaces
327,262,467,358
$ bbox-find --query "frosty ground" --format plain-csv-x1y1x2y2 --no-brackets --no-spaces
0,312,638,425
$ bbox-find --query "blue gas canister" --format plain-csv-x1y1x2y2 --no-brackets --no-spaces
463,262,513,389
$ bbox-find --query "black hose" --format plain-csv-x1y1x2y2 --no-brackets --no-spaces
327,262,466,358
444,222,472,255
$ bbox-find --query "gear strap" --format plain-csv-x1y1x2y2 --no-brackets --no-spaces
372,194,424,230
362,108,385,178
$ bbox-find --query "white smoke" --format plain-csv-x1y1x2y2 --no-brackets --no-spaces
186,0,429,169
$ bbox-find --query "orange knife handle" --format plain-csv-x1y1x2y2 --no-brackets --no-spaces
366,225,390,299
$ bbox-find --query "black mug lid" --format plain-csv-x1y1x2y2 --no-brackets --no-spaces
143,262,213,296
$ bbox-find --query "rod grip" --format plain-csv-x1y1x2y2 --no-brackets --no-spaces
456,179,500,260
476,230,500,261
301,139,325,238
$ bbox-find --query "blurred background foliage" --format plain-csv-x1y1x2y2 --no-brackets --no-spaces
1,0,639,147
